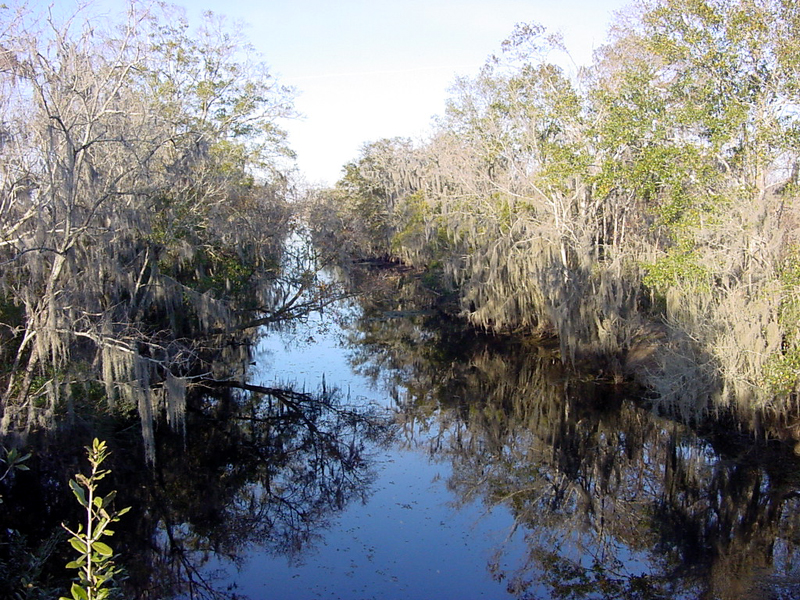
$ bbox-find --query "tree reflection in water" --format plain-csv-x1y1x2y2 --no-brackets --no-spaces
6,261,800,599
0,381,394,600
342,267,800,600
126,382,395,599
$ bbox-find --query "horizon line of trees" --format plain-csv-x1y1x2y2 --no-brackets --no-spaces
306,0,800,425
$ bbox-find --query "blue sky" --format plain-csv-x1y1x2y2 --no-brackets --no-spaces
42,0,631,185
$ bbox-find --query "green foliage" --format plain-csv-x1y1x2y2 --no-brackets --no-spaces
319,1,800,416
59,439,130,600
144,8,296,169
762,351,800,397
762,250,800,395
0,446,31,505
642,242,711,296
1,446,31,477
158,244,257,297
0,2,301,452
390,190,450,265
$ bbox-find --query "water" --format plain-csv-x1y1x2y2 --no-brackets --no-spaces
222,309,533,599
5,266,800,599
197,287,800,600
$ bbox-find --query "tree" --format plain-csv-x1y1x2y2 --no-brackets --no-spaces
335,23,645,367
0,1,314,458
319,1,800,421
594,0,800,410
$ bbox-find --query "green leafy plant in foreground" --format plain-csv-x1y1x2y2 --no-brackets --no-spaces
59,439,130,600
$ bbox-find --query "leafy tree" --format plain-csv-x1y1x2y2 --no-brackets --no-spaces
305,137,432,264
603,0,800,409
318,0,800,419
0,1,325,458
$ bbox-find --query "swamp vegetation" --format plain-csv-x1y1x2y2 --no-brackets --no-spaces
2,0,800,598
307,0,800,436
0,1,342,457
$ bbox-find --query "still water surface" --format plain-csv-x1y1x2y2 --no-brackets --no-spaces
198,281,800,600
218,308,532,598
6,259,800,599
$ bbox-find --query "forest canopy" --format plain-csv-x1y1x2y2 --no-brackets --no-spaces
306,0,800,424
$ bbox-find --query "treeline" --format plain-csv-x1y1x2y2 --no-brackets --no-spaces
307,0,800,422
0,2,324,457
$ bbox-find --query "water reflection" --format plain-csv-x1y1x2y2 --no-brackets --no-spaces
133,383,395,599
6,263,800,599
0,381,394,600
342,266,800,599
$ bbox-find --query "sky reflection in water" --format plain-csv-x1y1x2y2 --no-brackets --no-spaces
207,291,800,600
225,309,531,599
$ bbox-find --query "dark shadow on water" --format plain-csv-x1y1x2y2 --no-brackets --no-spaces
340,264,800,600
0,381,394,600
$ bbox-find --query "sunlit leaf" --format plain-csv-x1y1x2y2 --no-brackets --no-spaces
70,582,89,600
69,537,88,554
92,541,114,557
65,559,86,569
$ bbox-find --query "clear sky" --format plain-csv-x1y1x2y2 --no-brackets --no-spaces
42,0,632,186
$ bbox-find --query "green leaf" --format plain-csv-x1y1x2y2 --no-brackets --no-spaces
70,582,89,600
95,516,110,533
69,537,88,554
94,572,111,585
92,541,114,557
69,479,88,507
101,490,117,508
65,559,86,569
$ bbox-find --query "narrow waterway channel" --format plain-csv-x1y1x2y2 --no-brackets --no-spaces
210,306,533,599
199,278,800,600
4,261,800,600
